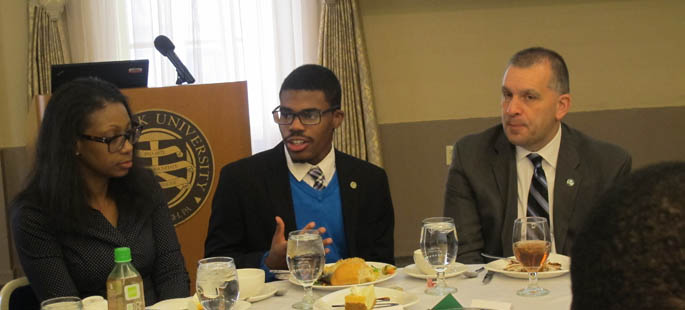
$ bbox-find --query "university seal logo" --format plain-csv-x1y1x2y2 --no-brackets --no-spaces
134,110,214,225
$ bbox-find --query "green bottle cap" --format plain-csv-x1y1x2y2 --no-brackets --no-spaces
114,247,132,263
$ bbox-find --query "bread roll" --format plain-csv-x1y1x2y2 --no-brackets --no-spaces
330,258,378,286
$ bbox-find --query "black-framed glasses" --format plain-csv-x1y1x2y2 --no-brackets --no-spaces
80,124,143,153
271,106,337,125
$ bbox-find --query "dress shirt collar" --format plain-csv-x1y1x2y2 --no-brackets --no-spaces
515,123,562,168
284,143,336,185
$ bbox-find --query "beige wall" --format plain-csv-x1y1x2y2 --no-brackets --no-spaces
361,0,685,124
359,0,685,258
0,0,28,147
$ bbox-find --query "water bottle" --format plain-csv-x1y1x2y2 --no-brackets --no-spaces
106,247,145,310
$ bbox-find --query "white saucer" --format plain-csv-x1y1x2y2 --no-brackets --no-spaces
403,263,468,279
484,253,570,279
151,297,251,310
242,284,277,302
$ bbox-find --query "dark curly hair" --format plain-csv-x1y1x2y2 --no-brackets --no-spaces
12,78,158,232
571,162,685,309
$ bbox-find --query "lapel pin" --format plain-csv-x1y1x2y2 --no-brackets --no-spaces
566,178,575,187
350,181,357,189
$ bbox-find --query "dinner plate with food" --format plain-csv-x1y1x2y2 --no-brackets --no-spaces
288,257,397,290
484,253,570,279
313,285,418,310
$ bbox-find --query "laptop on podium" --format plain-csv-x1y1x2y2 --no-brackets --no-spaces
51,59,149,93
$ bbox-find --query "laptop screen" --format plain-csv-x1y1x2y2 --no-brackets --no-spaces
51,59,149,93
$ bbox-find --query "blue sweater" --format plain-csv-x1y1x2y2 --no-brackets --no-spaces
260,173,349,280
290,173,348,262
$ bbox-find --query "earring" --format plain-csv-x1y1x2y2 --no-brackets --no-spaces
75,152,80,156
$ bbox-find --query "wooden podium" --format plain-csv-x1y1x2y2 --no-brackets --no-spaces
30,82,252,291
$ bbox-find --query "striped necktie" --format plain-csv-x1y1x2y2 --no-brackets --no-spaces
527,153,550,223
308,166,325,190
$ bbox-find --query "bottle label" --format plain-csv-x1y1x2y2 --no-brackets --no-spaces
124,283,141,301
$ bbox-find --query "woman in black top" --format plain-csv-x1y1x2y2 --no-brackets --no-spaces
10,78,189,304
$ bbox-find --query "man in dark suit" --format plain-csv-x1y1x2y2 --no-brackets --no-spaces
205,64,394,272
444,47,632,263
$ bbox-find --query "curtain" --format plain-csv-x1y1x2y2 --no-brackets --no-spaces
27,0,70,97
64,0,320,154
319,0,383,167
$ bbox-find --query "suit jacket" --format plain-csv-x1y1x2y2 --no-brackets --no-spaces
205,143,395,268
444,123,632,263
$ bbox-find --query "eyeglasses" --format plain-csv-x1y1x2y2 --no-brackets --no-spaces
271,106,337,125
80,125,143,153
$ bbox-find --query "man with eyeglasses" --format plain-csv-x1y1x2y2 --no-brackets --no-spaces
205,64,395,274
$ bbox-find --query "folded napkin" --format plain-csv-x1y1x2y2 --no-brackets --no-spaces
431,293,463,310
470,299,512,310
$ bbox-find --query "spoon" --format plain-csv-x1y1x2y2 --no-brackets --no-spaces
462,266,485,278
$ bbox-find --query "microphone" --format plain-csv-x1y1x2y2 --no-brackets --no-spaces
154,35,196,85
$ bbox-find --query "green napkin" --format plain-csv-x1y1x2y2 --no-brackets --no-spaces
431,293,463,310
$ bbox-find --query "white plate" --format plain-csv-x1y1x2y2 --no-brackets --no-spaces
242,283,277,303
288,262,397,291
313,287,418,310
484,253,570,279
150,297,250,310
403,263,468,279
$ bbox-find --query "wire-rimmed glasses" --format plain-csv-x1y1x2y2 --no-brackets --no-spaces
271,106,337,125
80,124,143,153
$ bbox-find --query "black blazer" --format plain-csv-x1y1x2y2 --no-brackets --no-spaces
204,143,395,268
444,123,632,263
11,197,189,304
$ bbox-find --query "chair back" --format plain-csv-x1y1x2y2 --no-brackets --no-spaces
0,277,40,310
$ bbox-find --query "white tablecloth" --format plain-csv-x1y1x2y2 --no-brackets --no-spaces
249,265,571,310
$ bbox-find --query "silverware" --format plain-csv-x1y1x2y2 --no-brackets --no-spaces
271,269,291,280
270,269,291,274
462,266,485,278
480,253,507,261
274,288,288,296
332,303,399,308
482,270,495,284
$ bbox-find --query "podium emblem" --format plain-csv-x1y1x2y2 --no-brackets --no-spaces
134,109,215,225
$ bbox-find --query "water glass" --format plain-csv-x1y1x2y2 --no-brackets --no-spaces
512,217,551,297
41,296,83,310
420,217,458,296
287,229,325,310
196,257,240,310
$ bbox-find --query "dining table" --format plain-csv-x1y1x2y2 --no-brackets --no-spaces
245,264,572,310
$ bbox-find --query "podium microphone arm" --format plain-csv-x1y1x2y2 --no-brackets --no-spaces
167,53,196,85
154,35,196,85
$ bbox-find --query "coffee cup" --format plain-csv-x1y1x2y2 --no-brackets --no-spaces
237,268,265,299
413,249,437,275
82,296,107,310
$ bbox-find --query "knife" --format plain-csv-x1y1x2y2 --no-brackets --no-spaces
482,270,495,284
